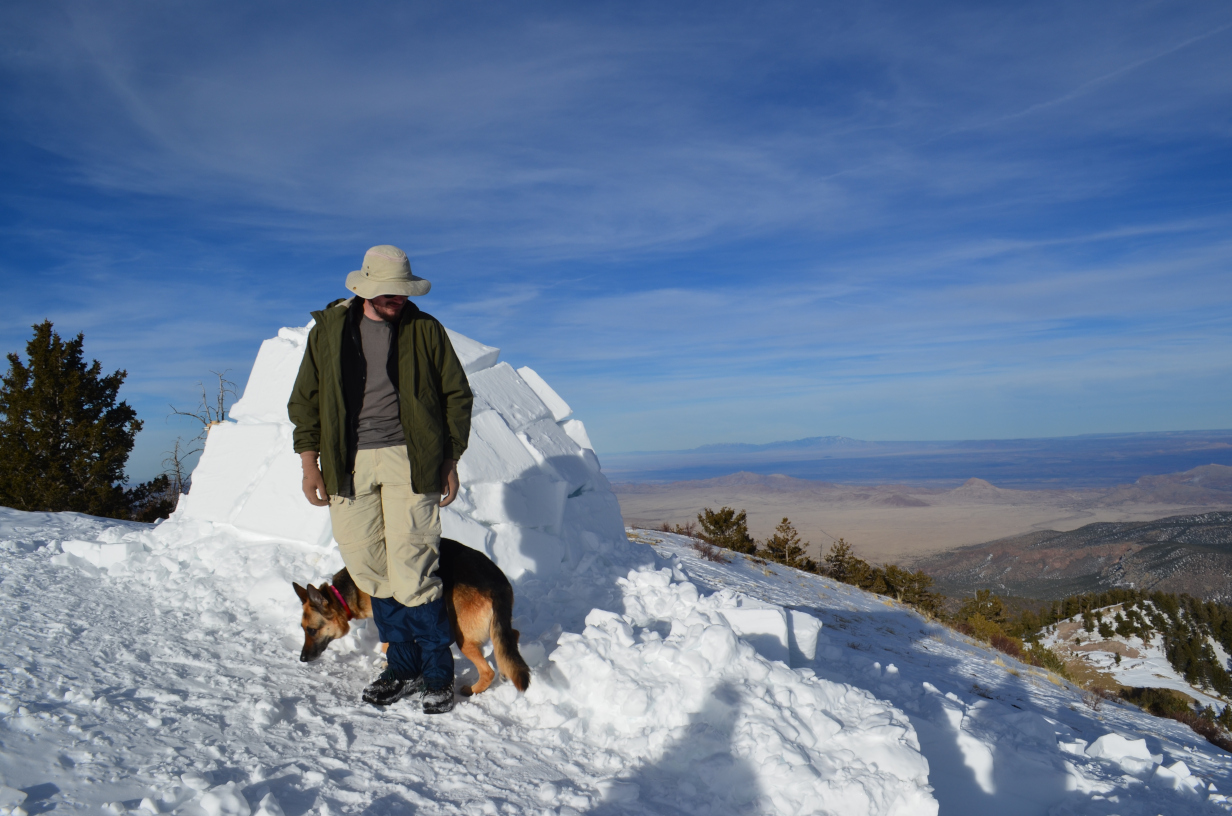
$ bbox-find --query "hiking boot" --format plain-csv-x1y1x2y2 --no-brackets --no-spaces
422,683,455,715
362,669,425,707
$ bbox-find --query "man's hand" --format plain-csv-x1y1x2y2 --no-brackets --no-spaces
439,459,460,507
301,451,330,507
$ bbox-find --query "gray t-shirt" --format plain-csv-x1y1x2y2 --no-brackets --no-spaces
356,316,404,450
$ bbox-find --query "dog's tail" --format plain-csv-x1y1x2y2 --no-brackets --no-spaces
491,588,531,692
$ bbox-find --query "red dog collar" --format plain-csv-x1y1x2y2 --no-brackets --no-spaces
328,585,353,620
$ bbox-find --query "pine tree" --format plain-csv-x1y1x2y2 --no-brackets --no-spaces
760,517,817,571
959,589,1008,625
1219,702,1232,732
880,564,941,614
696,506,756,554
0,321,144,517
823,538,861,582
125,474,176,523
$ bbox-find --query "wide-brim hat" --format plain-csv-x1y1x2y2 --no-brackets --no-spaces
345,245,431,298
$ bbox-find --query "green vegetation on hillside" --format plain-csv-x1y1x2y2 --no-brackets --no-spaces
675,507,1232,697
1119,687,1232,753
684,507,943,614
666,508,1062,669
695,506,756,554
661,506,1232,753
1003,588,1232,697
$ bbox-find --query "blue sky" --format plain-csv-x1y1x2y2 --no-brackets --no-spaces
1,1,1230,482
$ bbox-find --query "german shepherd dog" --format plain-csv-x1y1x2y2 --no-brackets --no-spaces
293,537,531,696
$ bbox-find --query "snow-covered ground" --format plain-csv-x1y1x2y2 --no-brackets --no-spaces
4,320,1232,815
2,512,1232,815
631,533,1232,816
1041,607,1230,712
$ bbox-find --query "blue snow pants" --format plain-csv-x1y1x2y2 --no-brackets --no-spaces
371,595,454,688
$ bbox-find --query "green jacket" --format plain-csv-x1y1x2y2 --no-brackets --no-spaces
288,297,473,498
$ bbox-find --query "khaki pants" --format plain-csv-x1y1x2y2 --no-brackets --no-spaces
329,446,443,607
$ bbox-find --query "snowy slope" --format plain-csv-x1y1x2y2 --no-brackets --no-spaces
1,509,936,815
3,513,1232,814
633,533,1232,816
0,321,939,816
3,318,1232,816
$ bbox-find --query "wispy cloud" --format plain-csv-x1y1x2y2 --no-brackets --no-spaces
1,0,1230,477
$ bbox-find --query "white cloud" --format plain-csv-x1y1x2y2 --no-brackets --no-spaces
2,0,1230,474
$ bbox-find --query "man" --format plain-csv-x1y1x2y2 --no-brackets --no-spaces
288,245,473,714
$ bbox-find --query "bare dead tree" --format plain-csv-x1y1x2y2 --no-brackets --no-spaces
161,437,200,495
163,370,236,496
169,370,237,442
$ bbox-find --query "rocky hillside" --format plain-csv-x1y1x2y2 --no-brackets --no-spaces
917,510,1232,601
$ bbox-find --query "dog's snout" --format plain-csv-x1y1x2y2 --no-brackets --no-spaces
300,637,330,663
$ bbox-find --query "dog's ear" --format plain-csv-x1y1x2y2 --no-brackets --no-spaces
293,582,309,603
306,584,328,609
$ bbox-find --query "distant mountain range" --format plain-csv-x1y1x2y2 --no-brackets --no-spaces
617,463,1232,507
684,436,870,453
604,429,1232,488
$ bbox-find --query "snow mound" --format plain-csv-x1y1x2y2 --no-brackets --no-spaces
1086,733,1161,776
6,504,945,815
1154,760,1209,796
11,515,1232,813
523,564,937,816
0,323,959,814
13,321,1232,813
169,322,628,582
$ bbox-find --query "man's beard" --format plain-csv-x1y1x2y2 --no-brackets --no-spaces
369,298,405,321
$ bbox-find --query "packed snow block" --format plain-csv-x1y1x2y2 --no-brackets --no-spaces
516,366,572,422
458,409,569,529
517,418,594,494
197,783,250,816
719,606,790,665
559,418,603,474
459,410,546,485
1152,761,1204,794
229,327,309,425
178,423,283,524
446,329,500,375
441,506,495,558
468,477,568,530
559,418,594,452
1086,733,1153,762
489,523,565,580
232,432,332,546
0,787,27,809
60,539,144,569
786,609,823,665
1086,733,1160,775
469,362,552,432
562,491,628,553
49,550,101,577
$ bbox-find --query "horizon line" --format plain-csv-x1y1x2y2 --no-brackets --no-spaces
603,428,1232,458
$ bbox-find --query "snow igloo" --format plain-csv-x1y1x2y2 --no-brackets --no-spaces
171,322,629,582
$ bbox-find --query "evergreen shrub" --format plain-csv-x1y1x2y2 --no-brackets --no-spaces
0,321,172,520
